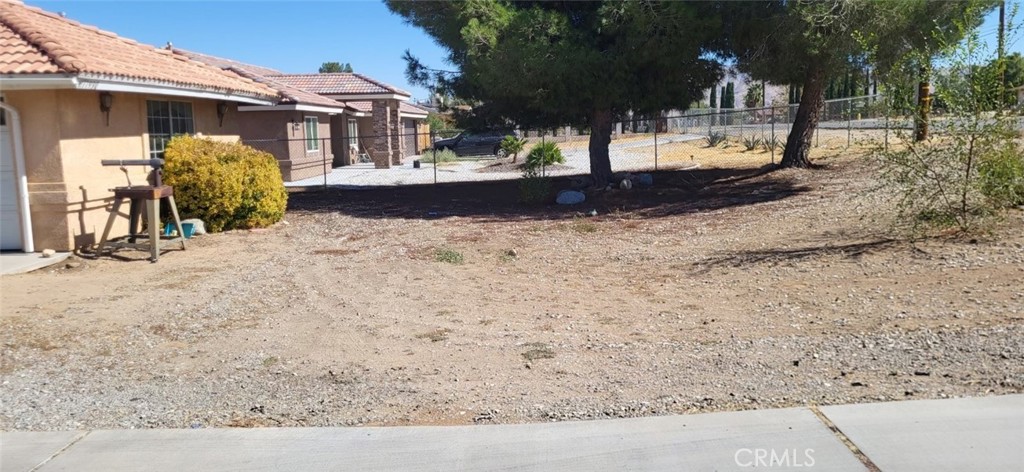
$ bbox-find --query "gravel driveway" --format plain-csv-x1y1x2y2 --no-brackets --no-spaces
2,156,1022,430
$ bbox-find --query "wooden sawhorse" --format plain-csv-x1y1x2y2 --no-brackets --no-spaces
95,185,185,262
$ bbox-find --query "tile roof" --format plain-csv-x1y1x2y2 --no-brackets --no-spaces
0,1,274,98
170,48,283,77
400,101,429,115
344,100,430,117
268,73,411,97
172,48,347,110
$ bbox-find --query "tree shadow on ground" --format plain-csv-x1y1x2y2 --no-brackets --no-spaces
287,165,815,222
691,238,901,274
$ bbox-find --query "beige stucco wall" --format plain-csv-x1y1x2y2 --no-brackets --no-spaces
237,110,333,181
4,89,243,251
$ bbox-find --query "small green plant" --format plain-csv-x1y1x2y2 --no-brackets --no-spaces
742,136,763,151
434,247,464,264
421,148,458,164
500,135,528,162
525,142,565,169
703,131,727,147
519,167,552,204
762,135,784,153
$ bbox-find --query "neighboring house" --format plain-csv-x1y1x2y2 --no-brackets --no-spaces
174,49,430,176
0,0,278,252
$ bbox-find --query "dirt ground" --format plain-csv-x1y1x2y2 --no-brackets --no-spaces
2,154,1022,431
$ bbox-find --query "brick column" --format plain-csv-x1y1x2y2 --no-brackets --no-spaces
371,100,392,169
389,100,403,165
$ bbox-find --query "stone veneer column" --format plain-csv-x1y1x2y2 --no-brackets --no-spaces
389,100,403,165
371,100,392,169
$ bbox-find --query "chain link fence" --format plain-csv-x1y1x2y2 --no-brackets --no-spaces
238,95,1020,188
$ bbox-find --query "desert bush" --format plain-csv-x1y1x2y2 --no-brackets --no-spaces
163,136,287,232
703,131,727,147
977,138,1024,207
519,167,552,204
525,142,565,169
873,30,1023,233
500,135,527,162
421,148,458,164
742,136,763,151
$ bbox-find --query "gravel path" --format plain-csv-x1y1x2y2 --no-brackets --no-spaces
2,156,1022,431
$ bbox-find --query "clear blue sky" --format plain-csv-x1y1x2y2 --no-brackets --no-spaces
30,0,450,101
28,0,1024,101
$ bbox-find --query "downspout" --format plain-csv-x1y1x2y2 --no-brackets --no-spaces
0,101,34,253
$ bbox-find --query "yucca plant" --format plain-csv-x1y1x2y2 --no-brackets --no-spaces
742,136,763,151
703,131,727,148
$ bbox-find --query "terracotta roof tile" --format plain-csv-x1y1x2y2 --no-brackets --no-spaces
399,101,429,115
344,100,373,113
172,48,348,110
268,73,410,97
0,1,274,98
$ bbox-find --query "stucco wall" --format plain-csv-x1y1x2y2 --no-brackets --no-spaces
4,89,243,251
238,110,332,181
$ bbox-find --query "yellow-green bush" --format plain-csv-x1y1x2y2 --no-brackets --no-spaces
163,136,287,232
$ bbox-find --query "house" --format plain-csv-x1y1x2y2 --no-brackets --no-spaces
0,0,278,252
172,49,431,177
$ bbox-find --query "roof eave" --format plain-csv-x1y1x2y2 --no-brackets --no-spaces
324,93,410,101
0,74,274,105
78,75,275,105
237,104,346,114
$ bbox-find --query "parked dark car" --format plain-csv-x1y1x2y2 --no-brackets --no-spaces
432,130,519,157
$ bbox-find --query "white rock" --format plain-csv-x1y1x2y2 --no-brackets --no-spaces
41,249,56,258
556,190,586,205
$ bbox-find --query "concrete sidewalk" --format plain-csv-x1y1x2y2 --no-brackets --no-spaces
2,395,1020,471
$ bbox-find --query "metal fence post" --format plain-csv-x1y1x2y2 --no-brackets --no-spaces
322,138,328,189
541,132,546,178
771,113,775,165
884,102,890,151
431,128,437,185
847,98,853,148
654,121,658,171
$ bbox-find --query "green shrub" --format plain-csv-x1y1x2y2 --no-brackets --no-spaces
525,142,565,169
978,139,1024,207
742,136,763,151
500,135,528,162
163,136,287,233
435,247,464,264
421,148,458,164
518,167,551,204
703,131,727,147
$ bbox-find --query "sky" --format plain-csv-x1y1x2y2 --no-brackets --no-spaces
30,0,450,101
27,0,1024,102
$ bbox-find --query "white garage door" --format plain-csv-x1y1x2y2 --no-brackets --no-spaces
1,123,23,250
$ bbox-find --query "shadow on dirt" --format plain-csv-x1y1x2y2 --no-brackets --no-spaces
287,165,816,222
692,238,900,274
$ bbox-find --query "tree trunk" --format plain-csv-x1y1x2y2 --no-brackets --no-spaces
781,65,826,168
914,65,932,142
588,108,614,187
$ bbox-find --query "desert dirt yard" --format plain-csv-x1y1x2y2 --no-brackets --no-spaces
2,153,1022,431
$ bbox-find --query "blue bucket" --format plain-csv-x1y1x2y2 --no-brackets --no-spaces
164,222,196,239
